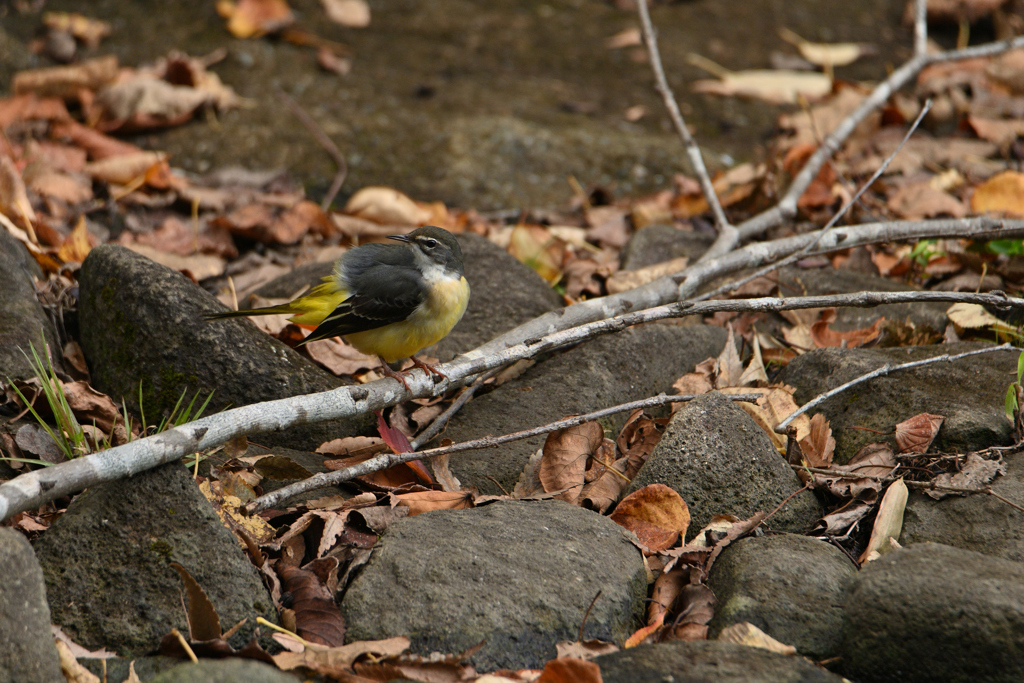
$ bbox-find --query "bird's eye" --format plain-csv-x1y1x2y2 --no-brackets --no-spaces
422,238,439,248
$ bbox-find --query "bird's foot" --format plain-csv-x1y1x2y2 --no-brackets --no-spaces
378,359,412,391
411,356,449,381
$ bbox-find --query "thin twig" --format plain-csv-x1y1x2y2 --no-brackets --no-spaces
697,99,932,302
759,482,812,527
276,90,348,210
410,367,502,450
636,0,736,257
244,392,762,513
776,344,1014,433
579,590,603,642
915,0,929,58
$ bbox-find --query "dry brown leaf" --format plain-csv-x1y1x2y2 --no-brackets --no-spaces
947,302,1018,336
321,0,370,27
610,484,690,552
717,622,798,655
798,413,835,469
715,325,744,389
539,422,604,504
672,372,714,399
606,27,642,49
56,216,94,264
971,170,1024,217
927,453,1006,500
344,186,431,226
62,380,120,433
508,224,565,285
887,181,968,220
55,639,101,683
585,205,630,249
605,257,688,295
859,478,908,564
537,657,603,683
555,639,619,660
580,456,631,513
120,243,226,280
0,155,36,228
966,116,1024,147
814,499,874,535
721,386,809,453
393,490,473,516
430,452,462,493
809,309,884,348
317,435,385,457
218,0,295,38
779,28,871,67
304,337,379,376
894,413,944,454
49,119,143,160
689,55,832,105
43,12,112,48
169,562,221,642
277,564,346,646
273,636,409,675
822,443,896,498
11,55,118,99
738,334,769,387
83,151,168,185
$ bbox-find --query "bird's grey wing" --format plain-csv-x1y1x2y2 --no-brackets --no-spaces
301,264,427,343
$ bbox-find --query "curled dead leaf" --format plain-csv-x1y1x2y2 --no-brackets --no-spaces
610,484,690,553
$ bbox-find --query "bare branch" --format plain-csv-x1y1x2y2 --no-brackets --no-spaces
636,0,737,257
776,344,1015,433
245,392,763,513
915,0,929,58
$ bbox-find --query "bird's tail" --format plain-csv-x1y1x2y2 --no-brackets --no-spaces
205,278,348,326
204,301,299,320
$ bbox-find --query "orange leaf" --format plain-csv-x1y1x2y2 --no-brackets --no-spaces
610,484,690,553
393,490,473,516
798,413,835,468
971,170,1024,217
538,658,603,683
539,422,604,504
809,309,884,348
56,216,94,264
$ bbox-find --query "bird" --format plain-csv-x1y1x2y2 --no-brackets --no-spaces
207,225,469,389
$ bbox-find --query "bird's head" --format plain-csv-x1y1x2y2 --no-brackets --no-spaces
389,226,465,277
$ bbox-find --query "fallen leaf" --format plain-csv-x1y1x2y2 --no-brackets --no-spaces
11,55,119,99
121,244,226,280
394,490,473,516
304,337,379,376
814,499,874,535
715,325,744,389
0,155,36,228
49,119,144,160
927,452,1006,500
972,170,1024,217
344,186,431,226
798,413,835,469
605,257,688,295
966,116,1024,147
689,53,832,104
321,0,370,27
83,151,168,185
277,564,346,646
779,28,871,67
809,309,885,348
717,622,798,655
610,484,690,552
606,28,641,49
218,0,295,38
894,413,944,454
254,455,314,481
273,636,410,675
538,657,603,683
61,380,120,433
821,443,896,498
555,639,619,661
859,478,908,564
56,216,94,264
508,224,565,285
169,562,222,642
54,639,101,683
43,12,112,48
887,181,968,220
539,422,604,504
947,302,1019,337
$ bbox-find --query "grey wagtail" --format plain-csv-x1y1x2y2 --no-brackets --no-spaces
207,225,469,388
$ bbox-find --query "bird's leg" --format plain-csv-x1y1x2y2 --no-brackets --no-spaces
377,357,412,391
411,355,449,381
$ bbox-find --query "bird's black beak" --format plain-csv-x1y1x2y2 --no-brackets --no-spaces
387,233,411,242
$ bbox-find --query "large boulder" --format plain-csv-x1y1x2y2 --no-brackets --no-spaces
341,500,646,670
0,226,56,382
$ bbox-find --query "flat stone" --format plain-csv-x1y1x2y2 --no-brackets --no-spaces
78,245,370,450
0,528,63,683
444,323,727,495
626,392,821,535
780,343,1017,463
901,450,1024,563
842,543,1024,683
33,462,277,657
341,500,646,671
595,640,846,683
708,534,857,659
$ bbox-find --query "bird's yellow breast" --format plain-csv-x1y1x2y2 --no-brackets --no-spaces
345,275,469,362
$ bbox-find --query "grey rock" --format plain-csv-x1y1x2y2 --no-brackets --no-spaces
595,641,846,683
780,342,1017,463
626,392,821,535
901,450,1024,563
0,225,57,383
33,462,277,657
78,245,370,450
250,260,333,301
708,534,857,659
444,323,727,495
842,543,1024,683
619,224,714,270
149,659,299,683
429,232,563,361
0,528,63,683
341,500,646,671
